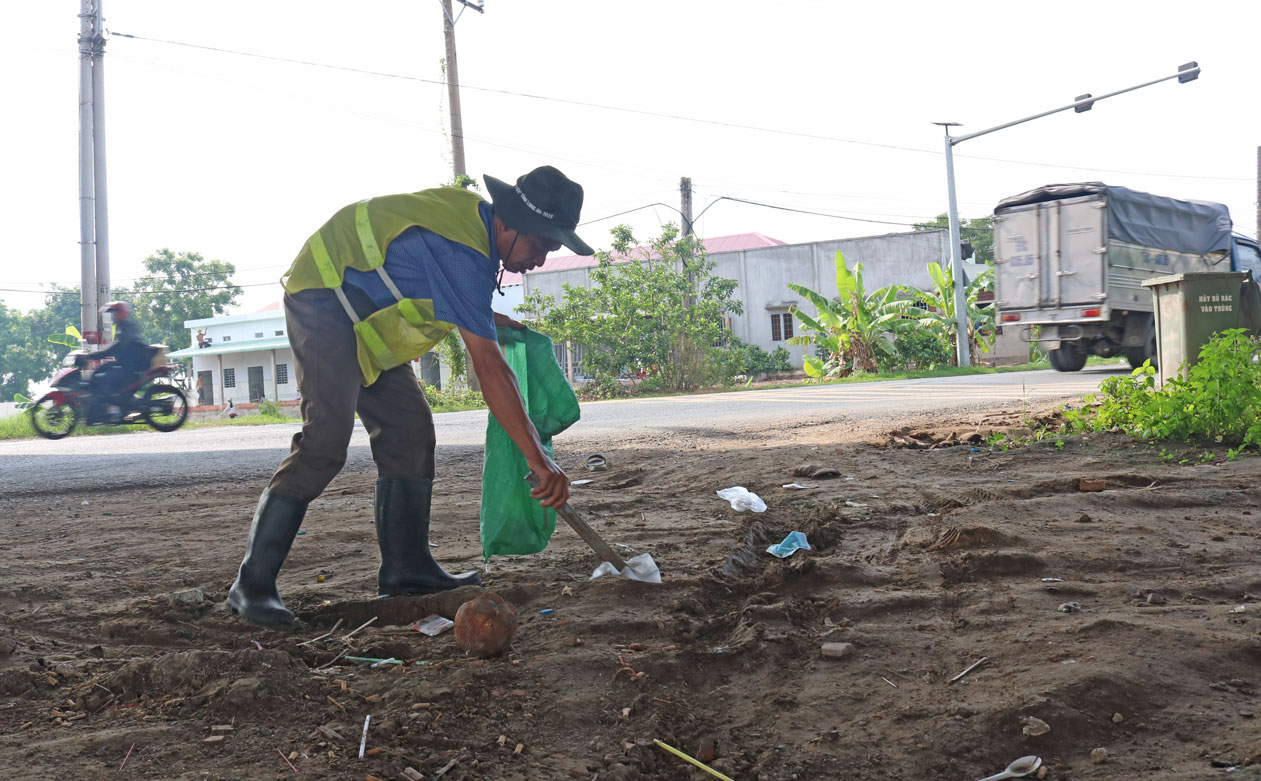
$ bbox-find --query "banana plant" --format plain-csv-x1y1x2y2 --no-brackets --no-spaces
906,262,995,361
48,325,83,348
786,251,912,377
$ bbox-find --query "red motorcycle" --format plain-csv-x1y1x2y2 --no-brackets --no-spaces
29,350,189,440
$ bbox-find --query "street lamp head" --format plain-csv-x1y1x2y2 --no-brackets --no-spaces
1177,61,1200,83
932,121,963,127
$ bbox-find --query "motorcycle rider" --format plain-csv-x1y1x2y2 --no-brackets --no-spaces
89,301,153,422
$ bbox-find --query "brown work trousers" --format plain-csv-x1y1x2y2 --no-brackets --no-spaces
267,288,436,501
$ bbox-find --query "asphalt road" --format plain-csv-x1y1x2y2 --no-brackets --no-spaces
0,366,1126,497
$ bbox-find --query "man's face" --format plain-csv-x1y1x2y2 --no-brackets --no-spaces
498,225,562,273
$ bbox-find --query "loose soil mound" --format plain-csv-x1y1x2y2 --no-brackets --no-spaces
0,407,1259,779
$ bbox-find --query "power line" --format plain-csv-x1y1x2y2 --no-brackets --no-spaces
108,31,1251,184
0,282,270,297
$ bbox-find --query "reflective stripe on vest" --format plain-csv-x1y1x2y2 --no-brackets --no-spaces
354,321,397,368
307,230,342,289
397,298,424,325
355,200,385,269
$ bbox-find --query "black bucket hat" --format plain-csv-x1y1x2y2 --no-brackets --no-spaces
484,166,594,256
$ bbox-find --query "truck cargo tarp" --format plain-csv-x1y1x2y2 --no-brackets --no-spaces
996,182,1232,256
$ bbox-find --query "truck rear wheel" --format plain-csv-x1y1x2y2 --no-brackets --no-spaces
1048,343,1087,372
1125,327,1159,371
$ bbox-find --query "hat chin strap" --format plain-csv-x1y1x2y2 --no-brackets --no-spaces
496,233,521,297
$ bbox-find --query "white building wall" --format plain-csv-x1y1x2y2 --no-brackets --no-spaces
520,230,952,368
193,315,287,349
186,347,298,407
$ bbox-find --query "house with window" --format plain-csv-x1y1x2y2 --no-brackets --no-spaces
168,276,527,409
167,302,296,410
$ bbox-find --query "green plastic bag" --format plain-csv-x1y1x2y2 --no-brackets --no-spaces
479,326,580,559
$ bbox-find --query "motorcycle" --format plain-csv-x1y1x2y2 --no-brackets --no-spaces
29,349,190,440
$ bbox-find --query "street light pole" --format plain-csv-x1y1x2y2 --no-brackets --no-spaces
935,61,1200,368
935,122,969,367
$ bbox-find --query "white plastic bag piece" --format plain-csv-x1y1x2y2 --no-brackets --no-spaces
716,486,767,513
590,553,662,583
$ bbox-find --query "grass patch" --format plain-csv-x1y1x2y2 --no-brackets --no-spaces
1085,355,1128,367
0,410,299,441
595,361,1056,402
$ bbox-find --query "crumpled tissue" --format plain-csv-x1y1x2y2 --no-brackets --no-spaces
716,486,767,513
590,552,662,583
766,531,811,558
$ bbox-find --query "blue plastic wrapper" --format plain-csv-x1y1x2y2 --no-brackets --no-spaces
766,531,811,558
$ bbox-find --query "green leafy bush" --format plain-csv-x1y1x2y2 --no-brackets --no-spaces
420,382,485,412
575,376,626,401
254,397,286,418
724,339,794,378
882,328,954,372
1068,329,1261,452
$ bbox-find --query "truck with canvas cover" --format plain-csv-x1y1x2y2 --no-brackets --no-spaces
992,182,1261,371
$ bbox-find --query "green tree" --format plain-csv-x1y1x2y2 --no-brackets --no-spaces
786,251,913,377
0,303,54,401
128,249,241,351
25,284,85,348
519,224,744,391
914,213,994,264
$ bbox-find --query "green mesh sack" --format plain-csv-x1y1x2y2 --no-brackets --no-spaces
480,326,580,559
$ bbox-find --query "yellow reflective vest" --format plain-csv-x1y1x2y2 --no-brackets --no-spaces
281,187,492,386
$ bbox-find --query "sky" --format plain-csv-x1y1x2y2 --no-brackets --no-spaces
2,0,1257,317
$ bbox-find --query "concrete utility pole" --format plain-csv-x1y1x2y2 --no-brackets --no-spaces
92,0,111,321
77,0,99,337
441,0,483,181
679,177,694,238
77,0,110,341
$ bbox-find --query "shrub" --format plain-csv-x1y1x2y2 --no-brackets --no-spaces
255,397,285,418
576,376,626,401
420,382,485,412
1067,329,1261,452
882,329,954,372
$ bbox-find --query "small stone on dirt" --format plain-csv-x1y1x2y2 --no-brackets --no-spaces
1058,602,1082,613
696,737,717,763
569,764,591,778
820,642,854,659
1112,712,1124,723
1077,513,1093,523
562,637,584,647
1078,478,1106,492
1021,716,1051,736
1091,747,1108,764
168,588,205,606
401,768,424,781
203,734,225,744
210,724,233,733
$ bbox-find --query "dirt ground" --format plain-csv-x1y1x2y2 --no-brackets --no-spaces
1,402,1259,780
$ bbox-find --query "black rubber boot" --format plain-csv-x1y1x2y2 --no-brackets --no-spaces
226,490,307,627
375,477,481,596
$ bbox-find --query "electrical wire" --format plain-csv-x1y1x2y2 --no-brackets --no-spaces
0,282,269,297
106,31,1251,183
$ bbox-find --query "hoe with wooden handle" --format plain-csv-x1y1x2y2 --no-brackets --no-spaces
525,472,628,570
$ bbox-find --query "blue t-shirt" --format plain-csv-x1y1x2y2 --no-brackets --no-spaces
342,200,499,341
